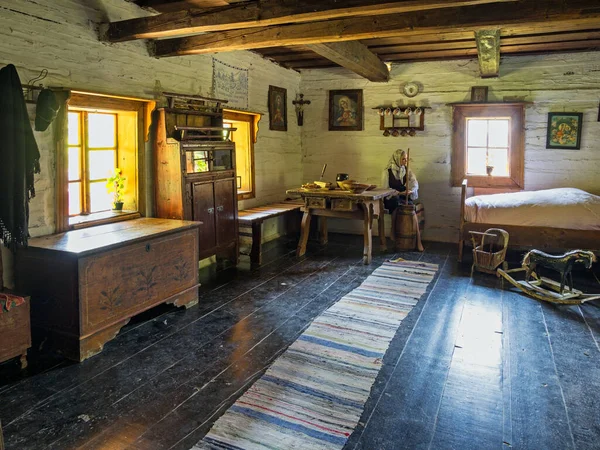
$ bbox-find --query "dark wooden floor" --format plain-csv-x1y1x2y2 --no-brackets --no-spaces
1,235,600,449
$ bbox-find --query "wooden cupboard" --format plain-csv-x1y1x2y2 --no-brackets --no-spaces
154,94,238,264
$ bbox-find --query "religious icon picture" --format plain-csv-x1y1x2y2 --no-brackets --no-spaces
546,112,583,150
328,89,363,131
268,85,287,131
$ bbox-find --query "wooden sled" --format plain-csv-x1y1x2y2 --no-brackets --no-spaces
497,267,600,305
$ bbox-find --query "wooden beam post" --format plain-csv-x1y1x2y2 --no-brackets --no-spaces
307,41,390,82
475,29,501,78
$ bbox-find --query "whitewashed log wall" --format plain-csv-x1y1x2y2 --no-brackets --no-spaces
0,0,302,242
299,53,600,243
2,1,600,250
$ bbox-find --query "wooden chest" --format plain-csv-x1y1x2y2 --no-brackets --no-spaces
15,218,200,362
0,293,31,369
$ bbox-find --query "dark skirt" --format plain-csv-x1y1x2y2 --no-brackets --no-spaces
384,195,413,213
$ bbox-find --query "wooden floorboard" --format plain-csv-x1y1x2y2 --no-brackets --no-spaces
1,235,600,449
504,286,575,450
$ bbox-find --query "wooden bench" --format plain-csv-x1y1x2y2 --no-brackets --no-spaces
238,199,304,264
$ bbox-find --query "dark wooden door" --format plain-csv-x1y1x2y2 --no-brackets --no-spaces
214,178,236,247
192,182,216,251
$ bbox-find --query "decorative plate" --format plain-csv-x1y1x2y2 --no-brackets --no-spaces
403,82,420,98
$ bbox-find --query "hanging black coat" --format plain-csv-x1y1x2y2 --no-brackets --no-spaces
0,64,40,249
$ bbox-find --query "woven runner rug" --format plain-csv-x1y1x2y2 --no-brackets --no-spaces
194,260,438,450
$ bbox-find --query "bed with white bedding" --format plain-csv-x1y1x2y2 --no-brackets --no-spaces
458,179,600,261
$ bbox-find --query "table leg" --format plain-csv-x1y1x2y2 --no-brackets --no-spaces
250,222,262,265
378,199,387,251
362,203,374,264
319,217,328,245
297,210,312,257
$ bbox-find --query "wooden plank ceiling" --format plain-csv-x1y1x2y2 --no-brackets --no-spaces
109,0,600,81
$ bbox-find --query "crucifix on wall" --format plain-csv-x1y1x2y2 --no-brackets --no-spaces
292,93,311,126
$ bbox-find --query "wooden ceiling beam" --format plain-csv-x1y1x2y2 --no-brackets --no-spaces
152,0,600,56
371,39,600,61
306,41,389,82
370,40,476,54
133,0,230,13
475,29,501,78
500,39,600,53
107,0,518,42
377,48,480,61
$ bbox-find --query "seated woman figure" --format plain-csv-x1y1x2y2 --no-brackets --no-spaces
382,149,424,251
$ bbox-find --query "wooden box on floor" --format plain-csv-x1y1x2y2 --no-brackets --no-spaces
0,293,31,369
15,218,200,362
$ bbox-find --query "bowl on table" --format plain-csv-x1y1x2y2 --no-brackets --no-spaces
347,183,370,194
338,180,356,191
301,182,321,190
339,181,370,194
313,181,332,189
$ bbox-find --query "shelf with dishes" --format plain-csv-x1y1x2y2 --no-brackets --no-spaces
374,105,430,136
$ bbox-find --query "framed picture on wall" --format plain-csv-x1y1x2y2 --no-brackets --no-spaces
328,89,363,131
470,86,488,103
268,85,287,131
546,112,583,149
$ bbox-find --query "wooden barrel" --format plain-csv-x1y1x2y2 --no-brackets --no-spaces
394,205,417,250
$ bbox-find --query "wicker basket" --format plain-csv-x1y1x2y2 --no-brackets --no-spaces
469,228,509,275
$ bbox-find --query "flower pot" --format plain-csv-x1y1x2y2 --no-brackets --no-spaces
112,202,124,211
486,165,494,176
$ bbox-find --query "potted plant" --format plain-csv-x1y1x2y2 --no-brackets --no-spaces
106,168,126,211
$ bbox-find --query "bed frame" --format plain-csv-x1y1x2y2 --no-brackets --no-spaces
458,179,600,262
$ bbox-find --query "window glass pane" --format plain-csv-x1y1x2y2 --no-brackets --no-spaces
184,151,209,173
68,147,81,181
488,148,509,176
89,181,113,212
68,112,80,146
467,147,486,175
488,119,509,147
88,113,116,148
88,150,115,180
467,119,487,147
68,182,81,216
213,149,232,170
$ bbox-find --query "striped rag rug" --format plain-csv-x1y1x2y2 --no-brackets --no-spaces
194,259,438,450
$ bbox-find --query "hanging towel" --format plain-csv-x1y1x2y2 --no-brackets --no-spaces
0,64,40,249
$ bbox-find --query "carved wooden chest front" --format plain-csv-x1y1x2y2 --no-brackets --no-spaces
16,218,200,361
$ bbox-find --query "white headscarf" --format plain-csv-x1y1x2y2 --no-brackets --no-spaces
381,149,419,200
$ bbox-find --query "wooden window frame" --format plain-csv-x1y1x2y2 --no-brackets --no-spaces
57,92,154,232
223,109,260,201
451,103,526,189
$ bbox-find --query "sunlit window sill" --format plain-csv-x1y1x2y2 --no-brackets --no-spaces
69,210,141,230
237,190,255,201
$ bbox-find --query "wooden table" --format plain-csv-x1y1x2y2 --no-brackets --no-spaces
15,218,201,361
286,188,395,264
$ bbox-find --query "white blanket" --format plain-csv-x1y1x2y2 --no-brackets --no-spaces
464,188,600,230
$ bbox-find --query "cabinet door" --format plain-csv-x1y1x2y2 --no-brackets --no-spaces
192,182,216,251
214,178,237,247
